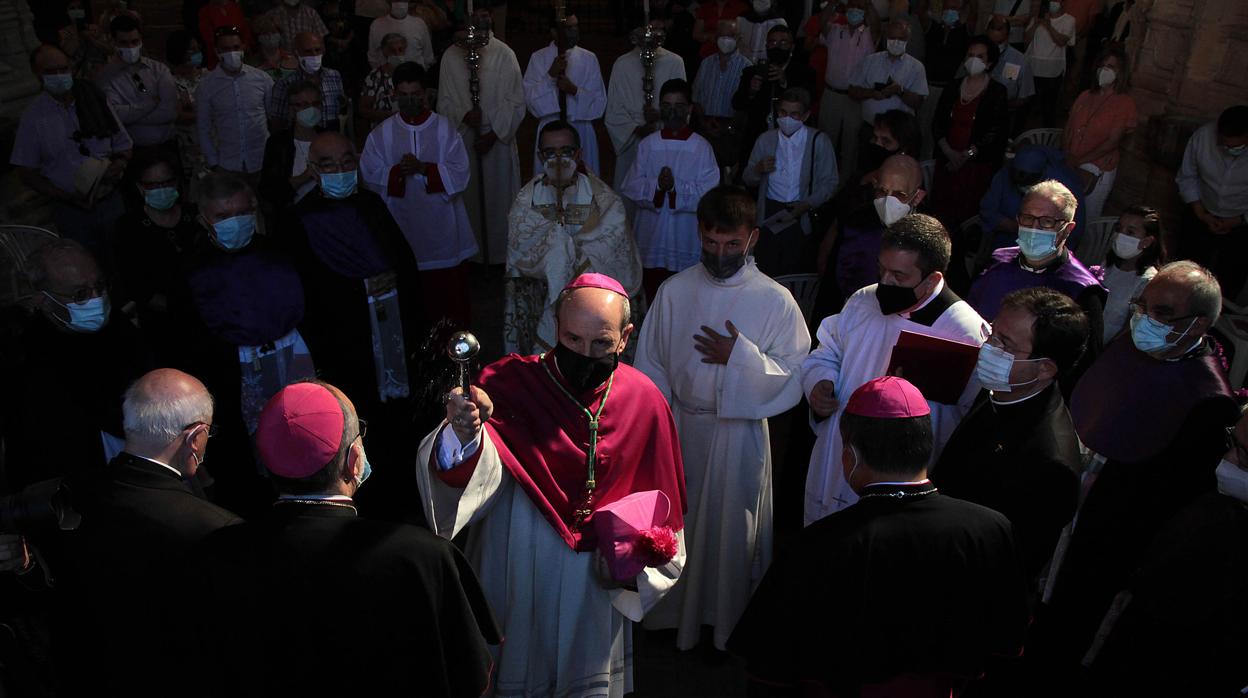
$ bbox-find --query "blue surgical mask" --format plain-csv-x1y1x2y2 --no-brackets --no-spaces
1130,311,1196,356
43,74,73,96
190,51,204,67
845,7,865,25
1225,144,1247,157
1016,226,1058,260
44,292,110,333
143,186,179,211
211,214,256,250
320,170,357,199
355,453,372,487
942,8,960,25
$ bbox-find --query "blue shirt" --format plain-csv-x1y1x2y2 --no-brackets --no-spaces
693,51,751,118
10,91,133,195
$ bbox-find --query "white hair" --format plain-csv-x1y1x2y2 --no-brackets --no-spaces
1159,260,1222,325
123,380,214,449
1024,179,1078,222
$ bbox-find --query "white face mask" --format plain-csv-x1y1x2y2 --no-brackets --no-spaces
886,39,907,56
543,156,576,185
390,1,409,18
975,342,1043,393
1215,459,1248,503
964,56,986,76
777,115,803,137
299,54,323,73
1097,67,1116,87
119,44,143,64
219,50,244,71
717,36,737,54
1112,232,1143,260
1048,1,1061,13
873,195,911,226
753,0,771,14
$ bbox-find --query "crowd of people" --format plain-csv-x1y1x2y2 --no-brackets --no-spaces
2,0,1247,696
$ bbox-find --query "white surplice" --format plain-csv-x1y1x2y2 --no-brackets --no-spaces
524,43,607,176
415,425,686,698
604,47,686,195
438,36,526,265
620,130,720,272
504,171,642,354
360,111,478,270
802,283,988,526
633,260,810,650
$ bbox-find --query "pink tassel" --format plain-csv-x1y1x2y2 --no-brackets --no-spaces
634,526,679,566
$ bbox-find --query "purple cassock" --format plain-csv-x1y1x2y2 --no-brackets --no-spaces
1071,335,1233,464
967,247,1107,322
186,244,305,347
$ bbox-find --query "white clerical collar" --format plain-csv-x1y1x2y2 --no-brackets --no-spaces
129,453,184,479
899,277,945,318
988,386,1047,406
869,479,931,486
277,493,354,503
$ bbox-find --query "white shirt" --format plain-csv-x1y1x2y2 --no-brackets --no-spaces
767,125,807,203
1026,13,1076,79
366,13,434,69
131,454,184,479
292,137,311,177
850,51,929,124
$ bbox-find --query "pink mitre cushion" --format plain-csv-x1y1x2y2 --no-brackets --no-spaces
593,490,680,582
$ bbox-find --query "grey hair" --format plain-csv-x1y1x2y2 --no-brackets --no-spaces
380,32,407,49
1159,260,1222,325
1024,179,1078,222
122,379,214,449
196,171,254,211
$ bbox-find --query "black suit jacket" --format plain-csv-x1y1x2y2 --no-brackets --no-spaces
55,453,242,697
728,485,1029,693
190,501,501,698
932,77,1010,168
932,384,1081,581
258,128,325,209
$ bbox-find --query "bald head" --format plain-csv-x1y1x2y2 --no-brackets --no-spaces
294,31,324,56
555,287,634,358
879,154,922,190
123,369,214,455
716,18,739,38
1151,261,1222,325
31,44,71,74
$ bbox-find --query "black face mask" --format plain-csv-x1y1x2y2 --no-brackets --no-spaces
660,104,688,130
396,95,425,117
766,47,791,65
876,280,922,315
702,248,748,279
554,342,619,392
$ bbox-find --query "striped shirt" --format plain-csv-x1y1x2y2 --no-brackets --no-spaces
692,51,751,118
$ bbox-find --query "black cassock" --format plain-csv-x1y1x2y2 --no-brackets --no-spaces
728,483,1029,695
190,501,501,698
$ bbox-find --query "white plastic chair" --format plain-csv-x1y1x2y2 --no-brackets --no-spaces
1075,216,1119,266
774,273,821,324
1014,128,1064,149
0,225,59,307
1214,299,1248,390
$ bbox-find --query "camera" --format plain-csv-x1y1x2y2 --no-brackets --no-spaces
0,478,80,535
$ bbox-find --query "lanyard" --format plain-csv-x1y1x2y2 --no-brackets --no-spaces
540,354,614,525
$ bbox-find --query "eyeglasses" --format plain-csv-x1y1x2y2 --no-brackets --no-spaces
213,25,241,39
1017,213,1069,231
355,418,368,442
872,186,917,203
47,279,108,304
139,177,178,189
1127,298,1200,326
183,422,220,437
538,146,577,160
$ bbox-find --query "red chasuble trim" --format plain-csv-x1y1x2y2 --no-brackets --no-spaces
660,127,693,140
386,165,406,197
425,163,445,193
474,352,687,551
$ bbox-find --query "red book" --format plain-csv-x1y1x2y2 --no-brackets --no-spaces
886,330,980,405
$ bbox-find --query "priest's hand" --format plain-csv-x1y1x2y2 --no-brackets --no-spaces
446,386,493,445
657,166,675,192
399,153,426,175
810,380,839,418
593,551,639,591
694,321,739,364
557,75,579,95
464,107,483,129
475,131,498,155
